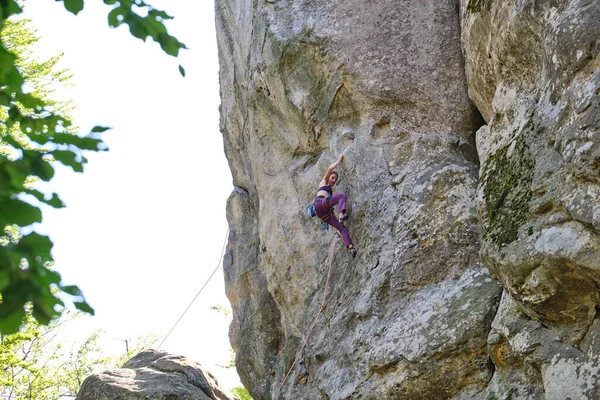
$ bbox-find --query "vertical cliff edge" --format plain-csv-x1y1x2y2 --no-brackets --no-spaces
216,1,600,399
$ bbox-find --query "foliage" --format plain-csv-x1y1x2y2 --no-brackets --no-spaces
0,0,186,334
217,348,236,369
111,331,160,368
208,306,253,399
0,308,158,398
60,329,159,396
232,386,254,400
0,306,64,399
61,329,109,396
210,304,232,319
209,305,237,368
0,14,100,336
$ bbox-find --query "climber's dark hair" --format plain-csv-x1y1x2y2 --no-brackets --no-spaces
331,171,340,185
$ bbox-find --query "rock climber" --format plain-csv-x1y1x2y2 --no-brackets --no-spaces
314,153,357,257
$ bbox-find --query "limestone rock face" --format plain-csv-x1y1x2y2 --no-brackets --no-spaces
461,0,600,397
216,0,599,399
216,1,498,399
76,350,234,400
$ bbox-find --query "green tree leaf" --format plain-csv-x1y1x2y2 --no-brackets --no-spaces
0,270,9,292
60,285,83,297
0,306,26,334
73,301,94,315
157,32,186,56
23,190,66,208
91,125,112,133
18,92,44,108
22,151,55,181
0,91,10,105
0,198,42,227
4,160,29,190
0,45,17,76
51,150,84,172
63,0,85,15
52,132,104,151
107,7,125,27
32,296,62,325
16,232,54,262
127,15,148,40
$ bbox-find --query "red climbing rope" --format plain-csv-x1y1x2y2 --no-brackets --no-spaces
274,235,339,399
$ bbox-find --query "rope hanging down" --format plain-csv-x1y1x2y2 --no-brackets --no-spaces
158,228,230,349
275,235,339,399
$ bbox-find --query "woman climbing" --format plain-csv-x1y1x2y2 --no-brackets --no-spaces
314,153,357,257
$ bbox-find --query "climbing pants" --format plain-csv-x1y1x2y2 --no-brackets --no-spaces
314,193,353,247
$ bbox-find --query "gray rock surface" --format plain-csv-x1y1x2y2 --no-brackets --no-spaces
76,350,235,400
461,0,600,397
216,0,600,399
216,0,498,399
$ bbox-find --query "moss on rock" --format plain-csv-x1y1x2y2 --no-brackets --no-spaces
466,0,492,14
482,136,535,246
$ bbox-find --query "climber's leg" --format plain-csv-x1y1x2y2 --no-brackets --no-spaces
322,213,353,247
328,193,347,213
328,193,349,220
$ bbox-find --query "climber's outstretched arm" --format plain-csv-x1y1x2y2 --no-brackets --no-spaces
321,154,343,185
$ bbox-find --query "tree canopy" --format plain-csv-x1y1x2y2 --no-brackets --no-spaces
0,307,159,399
0,0,185,334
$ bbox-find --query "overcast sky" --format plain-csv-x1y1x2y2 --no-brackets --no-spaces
21,0,239,389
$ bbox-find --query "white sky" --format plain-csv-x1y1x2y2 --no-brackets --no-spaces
21,0,239,389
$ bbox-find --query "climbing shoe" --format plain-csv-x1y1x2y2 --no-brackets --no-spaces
350,247,357,258
340,213,349,221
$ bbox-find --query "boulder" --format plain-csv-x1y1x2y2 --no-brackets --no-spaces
76,349,235,400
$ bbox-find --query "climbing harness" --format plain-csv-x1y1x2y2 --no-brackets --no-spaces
307,193,332,218
318,196,334,231
307,203,333,231
274,235,339,399
309,193,335,232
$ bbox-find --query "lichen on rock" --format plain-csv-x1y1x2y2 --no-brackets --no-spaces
480,126,535,247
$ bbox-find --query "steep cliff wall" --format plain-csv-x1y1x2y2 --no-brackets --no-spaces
216,0,600,399
462,1,600,398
